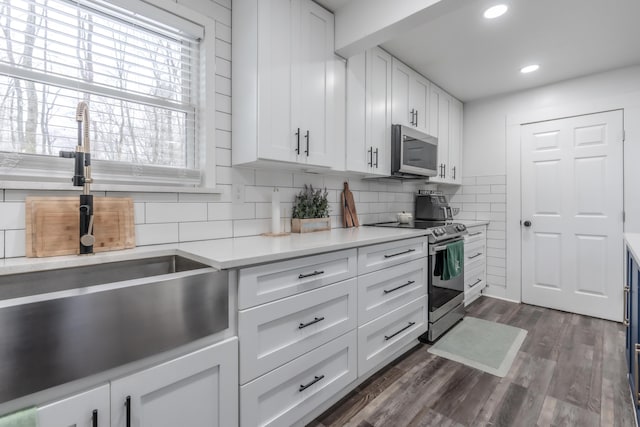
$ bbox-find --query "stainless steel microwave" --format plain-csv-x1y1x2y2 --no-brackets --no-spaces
390,124,438,178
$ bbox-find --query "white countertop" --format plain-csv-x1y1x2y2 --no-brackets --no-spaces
625,233,640,262
0,227,430,274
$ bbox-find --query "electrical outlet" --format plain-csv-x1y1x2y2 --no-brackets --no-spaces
232,183,245,203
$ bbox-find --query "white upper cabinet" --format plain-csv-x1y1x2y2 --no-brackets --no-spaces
233,0,336,169
391,58,430,134
429,84,462,185
346,47,392,176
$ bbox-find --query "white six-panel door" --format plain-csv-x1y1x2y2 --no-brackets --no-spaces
521,110,624,321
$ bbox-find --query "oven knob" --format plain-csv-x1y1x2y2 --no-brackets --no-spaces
456,224,466,232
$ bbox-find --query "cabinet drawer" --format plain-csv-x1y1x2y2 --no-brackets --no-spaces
39,385,110,427
464,239,486,269
239,279,357,384
358,258,427,325
464,226,486,244
238,249,357,309
358,296,427,376
240,330,357,427
465,266,485,292
358,237,428,274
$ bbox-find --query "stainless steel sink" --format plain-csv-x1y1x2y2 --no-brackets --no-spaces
0,255,210,302
0,254,229,404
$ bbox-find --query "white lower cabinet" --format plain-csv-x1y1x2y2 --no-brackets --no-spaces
240,330,357,427
238,279,357,384
38,338,238,427
38,384,110,427
357,296,427,376
358,258,427,325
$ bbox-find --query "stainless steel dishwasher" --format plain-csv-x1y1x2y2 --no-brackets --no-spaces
0,255,228,404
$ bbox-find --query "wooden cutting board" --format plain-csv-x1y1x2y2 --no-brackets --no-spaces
342,182,359,227
25,197,135,257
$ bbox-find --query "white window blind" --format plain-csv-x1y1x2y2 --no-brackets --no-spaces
0,0,205,187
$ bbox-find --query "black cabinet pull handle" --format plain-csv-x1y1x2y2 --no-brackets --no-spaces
374,148,379,168
92,410,98,427
384,321,416,341
125,396,131,427
469,279,482,288
383,280,415,294
295,128,300,154
305,130,310,156
368,147,373,167
468,253,482,260
439,164,444,178
452,166,456,179
409,109,415,126
299,316,325,329
468,232,482,237
415,109,418,126
299,374,325,392
443,164,446,179
298,270,324,279
384,248,415,258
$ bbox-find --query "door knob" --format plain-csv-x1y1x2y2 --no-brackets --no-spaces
523,220,532,227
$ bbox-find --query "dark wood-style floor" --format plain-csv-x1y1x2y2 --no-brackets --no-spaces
309,297,635,427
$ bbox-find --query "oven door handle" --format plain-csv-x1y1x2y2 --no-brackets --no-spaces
430,238,464,255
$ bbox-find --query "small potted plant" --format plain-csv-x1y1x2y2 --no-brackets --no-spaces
291,185,331,233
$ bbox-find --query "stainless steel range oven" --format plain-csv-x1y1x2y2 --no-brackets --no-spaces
366,191,467,342
426,233,465,342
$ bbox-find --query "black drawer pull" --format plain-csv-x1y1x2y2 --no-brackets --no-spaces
384,321,416,341
469,232,483,237
384,248,415,259
468,253,483,260
125,396,131,427
469,279,482,288
383,280,415,294
299,374,325,392
92,409,98,427
299,316,325,329
298,270,324,279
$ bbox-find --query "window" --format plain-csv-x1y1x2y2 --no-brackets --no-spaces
0,0,214,189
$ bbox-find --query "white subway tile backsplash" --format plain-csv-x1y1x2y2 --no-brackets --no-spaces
255,170,294,188
216,57,231,79
215,111,232,131
0,203,25,229
145,203,207,223
216,94,231,113
294,173,324,189
359,191,379,203
491,185,506,194
216,166,233,184
178,192,224,203
179,221,233,241
106,192,177,202
5,229,25,258
134,203,145,225
491,203,506,212
463,185,491,194
207,203,233,220
487,275,507,287
462,177,476,185
477,212,506,221
215,130,231,149
487,248,506,259
136,223,179,246
477,194,506,203
215,39,231,61
488,221,506,231
216,148,232,166
476,175,506,185
487,256,506,268
215,22,231,42
231,203,256,220
215,75,231,96
233,218,271,237
450,194,476,203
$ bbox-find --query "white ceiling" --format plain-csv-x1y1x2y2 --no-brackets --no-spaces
318,0,640,102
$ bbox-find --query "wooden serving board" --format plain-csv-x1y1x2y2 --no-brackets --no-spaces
25,197,135,257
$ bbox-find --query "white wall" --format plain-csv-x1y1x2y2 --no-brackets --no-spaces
463,64,640,300
464,65,640,177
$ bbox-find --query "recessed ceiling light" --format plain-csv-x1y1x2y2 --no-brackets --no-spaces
520,64,540,74
483,4,508,19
